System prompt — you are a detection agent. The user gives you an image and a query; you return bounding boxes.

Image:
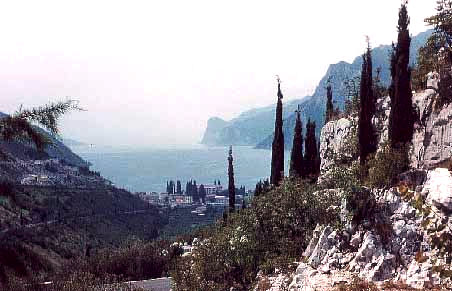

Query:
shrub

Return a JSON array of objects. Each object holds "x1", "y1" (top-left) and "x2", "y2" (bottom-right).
[
  {"x1": 64, "y1": 238, "x2": 181, "y2": 282},
  {"x1": 366, "y1": 143, "x2": 410, "y2": 188},
  {"x1": 0, "y1": 179, "x2": 15, "y2": 199},
  {"x1": 172, "y1": 179, "x2": 341, "y2": 290}
]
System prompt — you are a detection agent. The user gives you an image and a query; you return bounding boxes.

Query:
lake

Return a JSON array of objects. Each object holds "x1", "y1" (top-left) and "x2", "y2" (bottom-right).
[{"x1": 73, "y1": 145, "x2": 290, "y2": 193}]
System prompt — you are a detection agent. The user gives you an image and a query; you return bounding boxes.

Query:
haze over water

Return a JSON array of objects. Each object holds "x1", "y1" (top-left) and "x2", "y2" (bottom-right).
[{"x1": 74, "y1": 145, "x2": 290, "y2": 193}]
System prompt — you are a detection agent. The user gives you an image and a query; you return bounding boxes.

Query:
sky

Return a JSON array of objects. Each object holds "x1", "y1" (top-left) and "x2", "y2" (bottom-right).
[{"x1": 0, "y1": 0, "x2": 436, "y2": 147}]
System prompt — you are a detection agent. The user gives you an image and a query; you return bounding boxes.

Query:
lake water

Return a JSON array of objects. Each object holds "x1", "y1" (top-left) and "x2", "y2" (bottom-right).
[{"x1": 73, "y1": 145, "x2": 290, "y2": 193}]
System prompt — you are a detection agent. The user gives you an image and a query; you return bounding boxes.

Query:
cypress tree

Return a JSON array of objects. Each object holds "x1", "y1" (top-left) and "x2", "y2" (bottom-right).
[
  {"x1": 199, "y1": 184, "x2": 206, "y2": 203},
  {"x1": 358, "y1": 38, "x2": 377, "y2": 165},
  {"x1": 228, "y1": 146, "x2": 236, "y2": 213},
  {"x1": 304, "y1": 119, "x2": 317, "y2": 177},
  {"x1": 325, "y1": 79, "x2": 334, "y2": 124},
  {"x1": 389, "y1": 3, "x2": 414, "y2": 148},
  {"x1": 270, "y1": 77, "x2": 285, "y2": 186},
  {"x1": 193, "y1": 180, "x2": 199, "y2": 203},
  {"x1": 289, "y1": 107, "x2": 304, "y2": 178},
  {"x1": 176, "y1": 180, "x2": 182, "y2": 194}
]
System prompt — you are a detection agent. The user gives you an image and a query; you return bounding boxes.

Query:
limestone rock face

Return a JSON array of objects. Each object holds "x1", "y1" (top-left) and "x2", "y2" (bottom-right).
[
  {"x1": 284, "y1": 173, "x2": 452, "y2": 290},
  {"x1": 423, "y1": 168, "x2": 452, "y2": 213},
  {"x1": 412, "y1": 91, "x2": 452, "y2": 168},
  {"x1": 319, "y1": 118, "x2": 356, "y2": 173},
  {"x1": 320, "y1": 90, "x2": 452, "y2": 171}
]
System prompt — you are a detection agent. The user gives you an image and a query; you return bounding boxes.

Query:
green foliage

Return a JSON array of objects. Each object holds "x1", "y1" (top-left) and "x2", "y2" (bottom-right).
[
  {"x1": 412, "y1": 35, "x2": 441, "y2": 91},
  {"x1": 0, "y1": 179, "x2": 15, "y2": 199},
  {"x1": 65, "y1": 238, "x2": 181, "y2": 282},
  {"x1": 389, "y1": 4, "x2": 415, "y2": 148},
  {"x1": 0, "y1": 100, "x2": 81, "y2": 151},
  {"x1": 228, "y1": 146, "x2": 235, "y2": 212},
  {"x1": 366, "y1": 143, "x2": 410, "y2": 188},
  {"x1": 289, "y1": 110, "x2": 304, "y2": 178},
  {"x1": 254, "y1": 179, "x2": 270, "y2": 197},
  {"x1": 304, "y1": 119, "x2": 320, "y2": 179},
  {"x1": 271, "y1": 78, "x2": 285, "y2": 186},
  {"x1": 4, "y1": 271, "x2": 142, "y2": 291},
  {"x1": 343, "y1": 77, "x2": 361, "y2": 116},
  {"x1": 325, "y1": 80, "x2": 335, "y2": 124},
  {"x1": 358, "y1": 40, "x2": 377, "y2": 167},
  {"x1": 172, "y1": 179, "x2": 341, "y2": 290}
]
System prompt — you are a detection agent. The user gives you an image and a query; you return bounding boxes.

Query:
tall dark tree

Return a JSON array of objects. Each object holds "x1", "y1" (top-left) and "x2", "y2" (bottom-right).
[
  {"x1": 270, "y1": 77, "x2": 285, "y2": 186},
  {"x1": 185, "y1": 181, "x2": 190, "y2": 195},
  {"x1": 304, "y1": 119, "x2": 319, "y2": 177},
  {"x1": 289, "y1": 107, "x2": 304, "y2": 178},
  {"x1": 325, "y1": 79, "x2": 334, "y2": 124},
  {"x1": 192, "y1": 180, "x2": 199, "y2": 203},
  {"x1": 176, "y1": 180, "x2": 182, "y2": 194},
  {"x1": 228, "y1": 146, "x2": 236, "y2": 213},
  {"x1": 358, "y1": 38, "x2": 377, "y2": 165},
  {"x1": 389, "y1": 4, "x2": 414, "y2": 148},
  {"x1": 199, "y1": 184, "x2": 206, "y2": 203}
]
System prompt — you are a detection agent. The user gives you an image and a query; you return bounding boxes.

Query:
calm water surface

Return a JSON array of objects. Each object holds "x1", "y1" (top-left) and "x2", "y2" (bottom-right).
[{"x1": 73, "y1": 145, "x2": 290, "y2": 193}]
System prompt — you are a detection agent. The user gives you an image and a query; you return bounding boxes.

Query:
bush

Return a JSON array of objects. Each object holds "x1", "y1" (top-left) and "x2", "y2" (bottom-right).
[
  {"x1": 0, "y1": 180, "x2": 15, "y2": 199},
  {"x1": 63, "y1": 238, "x2": 181, "y2": 282},
  {"x1": 366, "y1": 143, "x2": 410, "y2": 188},
  {"x1": 4, "y1": 272, "x2": 142, "y2": 291},
  {"x1": 172, "y1": 179, "x2": 341, "y2": 290}
]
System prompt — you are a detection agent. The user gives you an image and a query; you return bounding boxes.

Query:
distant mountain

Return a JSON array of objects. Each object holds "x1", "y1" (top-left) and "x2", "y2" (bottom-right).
[
  {"x1": 201, "y1": 30, "x2": 432, "y2": 149},
  {"x1": 201, "y1": 117, "x2": 230, "y2": 145}
]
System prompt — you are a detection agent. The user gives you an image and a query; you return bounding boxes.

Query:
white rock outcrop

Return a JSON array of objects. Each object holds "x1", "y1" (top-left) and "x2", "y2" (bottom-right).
[
  {"x1": 423, "y1": 168, "x2": 452, "y2": 213},
  {"x1": 283, "y1": 168, "x2": 452, "y2": 290},
  {"x1": 321, "y1": 90, "x2": 452, "y2": 171}
]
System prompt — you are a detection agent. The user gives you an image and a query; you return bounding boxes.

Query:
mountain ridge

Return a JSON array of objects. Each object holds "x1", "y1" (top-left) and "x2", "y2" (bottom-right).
[{"x1": 201, "y1": 30, "x2": 433, "y2": 149}]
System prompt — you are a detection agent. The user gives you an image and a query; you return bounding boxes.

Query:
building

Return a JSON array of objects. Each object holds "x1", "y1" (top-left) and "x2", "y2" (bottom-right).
[{"x1": 198, "y1": 184, "x2": 222, "y2": 195}]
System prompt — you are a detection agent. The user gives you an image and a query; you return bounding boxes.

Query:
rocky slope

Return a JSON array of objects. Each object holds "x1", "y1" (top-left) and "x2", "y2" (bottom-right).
[
  {"x1": 261, "y1": 88, "x2": 452, "y2": 290},
  {"x1": 285, "y1": 168, "x2": 452, "y2": 290},
  {"x1": 202, "y1": 30, "x2": 432, "y2": 149}
]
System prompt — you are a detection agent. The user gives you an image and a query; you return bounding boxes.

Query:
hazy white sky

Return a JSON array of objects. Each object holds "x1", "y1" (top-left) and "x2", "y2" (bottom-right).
[{"x1": 0, "y1": 0, "x2": 436, "y2": 147}]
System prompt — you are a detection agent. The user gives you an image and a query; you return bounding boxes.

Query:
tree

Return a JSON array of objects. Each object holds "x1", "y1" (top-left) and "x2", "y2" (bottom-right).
[
  {"x1": 270, "y1": 76, "x2": 285, "y2": 186},
  {"x1": 176, "y1": 180, "x2": 182, "y2": 194},
  {"x1": 193, "y1": 180, "x2": 199, "y2": 203},
  {"x1": 358, "y1": 38, "x2": 377, "y2": 166},
  {"x1": 185, "y1": 181, "x2": 191, "y2": 195},
  {"x1": 228, "y1": 146, "x2": 236, "y2": 213},
  {"x1": 0, "y1": 100, "x2": 81, "y2": 152},
  {"x1": 254, "y1": 181, "x2": 263, "y2": 197},
  {"x1": 344, "y1": 76, "x2": 361, "y2": 116},
  {"x1": 412, "y1": 35, "x2": 441, "y2": 91},
  {"x1": 289, "y1": 107, "x2": 304, "y2": 178},
  {"x1": 167, "y1": 180, "x2": 175, "y2": 194},
  {"x1": 425, "y1": 0, "x2": 452, "y2": 105},
  {"x1": 199, "y1": 184, "x2": 206, "y2": 203},
  {"x1": 304, "y1": 119, "x2": 320, "y2": 178},
  {"x1": 389, "y1": 3, "x2": 415, "y2": 149},
  {"x1": 426, "y1": 0, "x2": 452, "y2": 48},
  {"x1": 325, "y1": 78, "x2": 335, "y2": 124}
]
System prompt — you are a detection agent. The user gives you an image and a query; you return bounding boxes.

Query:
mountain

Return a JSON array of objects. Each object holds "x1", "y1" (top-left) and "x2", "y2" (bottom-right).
[
  {"x1": 201, "y1": 117, "x2": 230, "y2": 145},
  {"x1": 201, "y1": 30, "x2": 433, "y2": 149}
]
